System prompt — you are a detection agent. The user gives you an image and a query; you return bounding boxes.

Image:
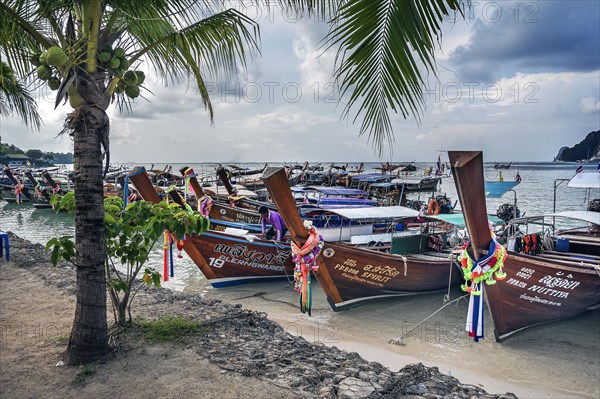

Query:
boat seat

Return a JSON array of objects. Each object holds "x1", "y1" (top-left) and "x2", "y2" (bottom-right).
[
  {"x1": 223, "y1": 227, "x2": 250, "y2": 237},
  {"x1": 536, "y1": 253, "x2": 600, "y2": 266},
  {"x1": 545, "y1": 250, "x2": 600, "y2": 260},
  {"x1": 350, "y1": 232, "x2": 393, "y2": 245},
  {"x1": 557, "y1": 235, "x2": 600, "y2": 245}
]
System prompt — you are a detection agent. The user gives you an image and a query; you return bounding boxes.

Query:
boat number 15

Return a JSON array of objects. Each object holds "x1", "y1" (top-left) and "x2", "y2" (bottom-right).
[{"x1": 209, "y1": 258, "x2": 225, "y2": 268}]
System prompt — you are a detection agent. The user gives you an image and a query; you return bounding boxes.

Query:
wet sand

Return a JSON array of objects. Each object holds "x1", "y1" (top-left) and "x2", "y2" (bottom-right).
[{"x1": 192, "y1": 278, "x2": 600, "y2": 398}]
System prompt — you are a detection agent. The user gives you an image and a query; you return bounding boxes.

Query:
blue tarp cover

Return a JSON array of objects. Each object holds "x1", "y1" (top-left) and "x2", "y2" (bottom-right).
[{"x1": 484, "y1": 181, "x2": 519, "y2": 198}]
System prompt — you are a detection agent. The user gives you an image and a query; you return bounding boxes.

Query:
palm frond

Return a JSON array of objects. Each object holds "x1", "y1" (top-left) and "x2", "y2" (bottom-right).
[
  {"x1": 0, "y1": 59, "x2": 42, "y2": 130},
  {"x1": 326, "y1": 0, "x2": 464, "y2": 155},
  {"x1": 107, "y1": 2, "x2": 259, "y2": 120}
]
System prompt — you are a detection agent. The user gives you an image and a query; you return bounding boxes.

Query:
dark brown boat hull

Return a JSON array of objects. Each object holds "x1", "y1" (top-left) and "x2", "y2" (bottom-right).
[
  {"x1": 450, "y1": 151, "x2": 600, "y2": 341},
  {"x1": 484, "y1": 252, "x2": 600, "y2": 340},
  {"x1": 209, "y1": 203, "x2": 261, "y2": 224},
  {"x1": 188, "y1": 230, "x2": 295, "y2": 287},
  {"x1": 317, "y1": 242, "x2": 461, "y2": 310},
  {"x1": 128, "y1": 166, "x2": 293, "y2": 287}
]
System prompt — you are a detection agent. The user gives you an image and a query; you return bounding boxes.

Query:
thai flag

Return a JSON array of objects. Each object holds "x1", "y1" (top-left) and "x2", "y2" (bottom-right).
[
  {"x1": 576, "y1": 164, "x2": 583, "y2": 173},
  {"x1": 303, "y1": 194, "x2": 309, "y2": 204}
]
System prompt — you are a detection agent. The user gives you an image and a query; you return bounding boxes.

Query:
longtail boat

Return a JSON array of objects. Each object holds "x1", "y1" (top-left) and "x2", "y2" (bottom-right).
[
  {"x1": 449, "y1": 151, "x2": 600, "y2": 341},
  {"x1": 128, "y1": 166, "x2": 295, "y2": 287},
  {"x1": 24, "y1": 171, "x2": 53, "y2": 209},
  {"x1": 41, "y1": 170, "x2": 65, "y2": 195},
  {"x1": 2, "y1": 167, "x2": 35, "y2": 204},
  {"x1": 263, "y1": 167, "x2": 461, "y2": 310},
  {"x1": 181, "y1": 167, "x2": 263, "y2": 224},
  {"x1": 211, "y1": 166, "x2": 276, "y2": 212}
]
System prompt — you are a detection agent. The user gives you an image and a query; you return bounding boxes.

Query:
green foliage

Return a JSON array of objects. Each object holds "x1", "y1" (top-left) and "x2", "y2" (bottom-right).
[
  {"x1": 24, "y1": 149, "x2": 44, "y2": 160},
  {"x1": 0, "y1": 60, "x2": 41, "y2": 129},
  {"x1": 137, "y1": 316, "x2": 207, "y2": 343},
  {"x1": 50, "y1": 191, "x2": 75, "y2": 214},
  {"x1": 55, "y1": 335, "x2": 69, "y2": 344},
  {"x1": 1, "y1": 142, "x2": 72, "y2": 164},
  {"x1": 326, "y1": 0, "x2": 464, "y2": 155},
  {"x1": 47, "y1": 194, "x2": 209, "y2": 326},
  {"x1": 45, "y1": 236, "x2": 75, "y2": 265},
  {"x1": 73, "y1": 364, "x2": 98, "y2": 385}
]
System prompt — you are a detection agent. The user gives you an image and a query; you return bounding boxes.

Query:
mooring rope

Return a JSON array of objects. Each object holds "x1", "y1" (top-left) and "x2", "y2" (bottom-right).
[{"x1": 388, "y1": 294, "x2": 469, "y2": 346}]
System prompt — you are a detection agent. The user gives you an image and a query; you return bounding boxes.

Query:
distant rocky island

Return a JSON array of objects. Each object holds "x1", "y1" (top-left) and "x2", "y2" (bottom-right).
[{"x1": 554, "y1": 130, "x2": 600, "y2": 162}]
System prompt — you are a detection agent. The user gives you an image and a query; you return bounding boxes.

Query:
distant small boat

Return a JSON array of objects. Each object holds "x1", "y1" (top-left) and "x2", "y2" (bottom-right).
[{"x1": 494, "y1": 162, "x2": 512, "y2": 169}]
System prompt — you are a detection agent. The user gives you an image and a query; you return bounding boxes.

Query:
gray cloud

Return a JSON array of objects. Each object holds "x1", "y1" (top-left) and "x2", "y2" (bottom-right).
[{"x1": 448, "y1": 1, "x2": 600, "y2": 82}]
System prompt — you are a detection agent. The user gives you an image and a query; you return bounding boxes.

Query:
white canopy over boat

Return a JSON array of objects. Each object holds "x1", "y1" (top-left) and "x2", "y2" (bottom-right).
[
  {"x1": 567, "y1": 172, "x2": 600, "y2": 189},
  {"x1": 510, "y1": 211, "x2": 600, "y2": 226},
  {"x1": 319, "y1": 205, "x2": 419, "y2": 220}
]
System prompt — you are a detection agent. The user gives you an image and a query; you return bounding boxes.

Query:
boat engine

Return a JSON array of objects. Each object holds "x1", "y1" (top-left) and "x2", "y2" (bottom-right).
[
  {"x1": 588, "y1": 199, "x2": 600, "y2": 213},
  {"x1": 496, "y1": 203, "x2": 521, "y2": 222}
]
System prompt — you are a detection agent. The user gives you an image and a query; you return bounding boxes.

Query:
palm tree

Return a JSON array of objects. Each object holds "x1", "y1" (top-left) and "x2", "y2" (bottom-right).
[
  {"x1": 1, "y1": 0, "x2": 463, "y2": 365},
  {"x1": 0, "y1": 59, "x2": 41, "y2": 129},
  {"x1": 0, "y1": 0, "x2": 259, "y2": 365}
]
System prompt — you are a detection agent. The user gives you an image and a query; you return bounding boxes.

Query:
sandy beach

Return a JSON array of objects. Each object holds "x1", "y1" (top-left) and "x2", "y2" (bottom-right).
[{"x1": 0, "y1": 233, "x2": 523, "y2": 399}]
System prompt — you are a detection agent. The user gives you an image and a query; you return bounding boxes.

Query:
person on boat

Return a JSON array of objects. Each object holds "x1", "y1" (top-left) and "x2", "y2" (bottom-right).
[
  {"x1": 259, "y1": 205, "x2": 287, "y2": 242},
  {"x1": 198, "y1": 194, "x2": 213, "y2": 218}
]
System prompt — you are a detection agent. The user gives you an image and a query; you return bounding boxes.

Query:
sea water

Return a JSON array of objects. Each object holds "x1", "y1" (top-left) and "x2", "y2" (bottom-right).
[{"x1": 1, "y1": 162, "x2": 599, "y2": 398}]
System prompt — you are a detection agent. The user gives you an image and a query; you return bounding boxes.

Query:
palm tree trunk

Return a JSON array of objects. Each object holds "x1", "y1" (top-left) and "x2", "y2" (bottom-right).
[{"x1": 65, "y1": 105, "x2": 109, "y2": 365}]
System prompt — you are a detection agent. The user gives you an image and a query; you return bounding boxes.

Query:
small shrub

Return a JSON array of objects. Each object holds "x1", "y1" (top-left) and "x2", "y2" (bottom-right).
[
  {"x1": 137, "y1": 316, "x2": 207, "y2": 343},
  {"x1": 73, "y1": 363, "x2": 98, "y2": 385},
  {"x1": 55, "y1": 335, "x2": 69, "y2": 345}
]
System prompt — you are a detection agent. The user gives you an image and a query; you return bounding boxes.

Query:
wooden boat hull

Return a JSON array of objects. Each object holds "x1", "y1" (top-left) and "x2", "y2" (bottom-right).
[
  {"x1": 186, "y1": 230, "x2": 294, "y2": 287},
  {"x1": 484, "y1": 252, "x2": 600, "y2": 341},
  {"x1": 209, "y1": 203, "x2": 262, "y2": 224},
  {"x1": 127, "y1": 166, "x2": 293, "y2": 288},
  {"x1": 316, "y1": 242, "x2": 461, "y2": 310},
  {"x1": 450, "y1": 151, "x2": 600, "y2": 342}
]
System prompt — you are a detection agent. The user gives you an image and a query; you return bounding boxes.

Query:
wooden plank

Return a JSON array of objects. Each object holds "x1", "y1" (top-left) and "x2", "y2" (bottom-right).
[
  {"x1": 559, "y1": 234, "x2": 600, "y2": 243},
  {"x1": 179, "y1": 166, "x2": 207, "y2": 198},
  {"x1": 448, "y1": 151, "x2": 490, "y2": 258},
  {"x1": 216, "y1": 166, "x2": 236, "y2": 195},
  {"x1": 545, "y1": 250, "x2": 600, "y2": 260},
  {"x1": 537, "y1": 253, "x2": 600, "y2": 265},
  {"x1": 262, "y1": 167, "x2": 343, "y2": 304}
]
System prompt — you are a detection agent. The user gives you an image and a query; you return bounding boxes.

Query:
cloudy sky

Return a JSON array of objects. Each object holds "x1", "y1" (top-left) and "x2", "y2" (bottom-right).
[{"x1": 1, "y1": 0, "x2": 599, "y2": 163}]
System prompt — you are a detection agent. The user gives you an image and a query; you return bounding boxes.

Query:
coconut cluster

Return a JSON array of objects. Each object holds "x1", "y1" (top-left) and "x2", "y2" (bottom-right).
[
  {"x1": 31, "y1": 46, "x2": 67, "y2": 91},
  {"x1": 99, "y1": 45, "x2": 144, "y2": 99},
  {"x1": 30, "y1": 44, "x2": 145, "y2": 100}
]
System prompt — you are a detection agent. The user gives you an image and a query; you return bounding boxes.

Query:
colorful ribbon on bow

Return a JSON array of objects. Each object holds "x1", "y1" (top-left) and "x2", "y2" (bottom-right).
[
  {"x1": 14, "y1": 183, "x2": 24, "y2": 204},
  {"x1": 198, "y1": 194, "x2": 213, "y2": 217},
  {"x1": 163, "y1": 230, "x2": 173, "y2": 282},
  {"x1": 459, "y1": 238, "x2": 507, "y2": 341},
  {"x1": 291, "y1": 222, "x2": 324, "y2": 315}
]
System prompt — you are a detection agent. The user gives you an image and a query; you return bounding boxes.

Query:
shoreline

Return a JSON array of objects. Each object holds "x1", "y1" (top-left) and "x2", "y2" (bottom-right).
[
  {"x1": 224, "y1": 291, "x2": 595, "y2": 399},
  {"x1": 0, "y1": 232, "x2": 521, "y2": 398}
]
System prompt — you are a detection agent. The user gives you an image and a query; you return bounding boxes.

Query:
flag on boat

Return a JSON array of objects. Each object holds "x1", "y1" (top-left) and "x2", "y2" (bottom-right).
[{"x1": 576, "y1": 164, "x2": 583, "y2": 173}]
